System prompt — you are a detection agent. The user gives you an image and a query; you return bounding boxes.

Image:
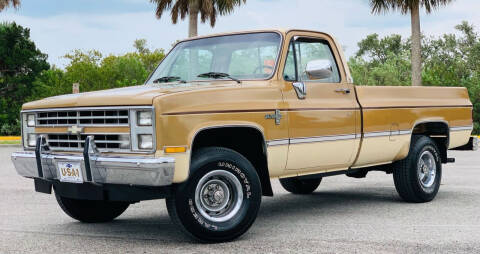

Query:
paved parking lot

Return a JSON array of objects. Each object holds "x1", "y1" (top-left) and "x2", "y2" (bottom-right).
[{"x1": 1, "y1": 145, "x2": 479, "y2": 253}]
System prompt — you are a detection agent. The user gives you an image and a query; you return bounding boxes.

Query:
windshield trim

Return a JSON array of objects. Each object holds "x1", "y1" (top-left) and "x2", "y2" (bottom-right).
[{"x1": 144, "y1": 31, "x2": 285, "y2": 85}]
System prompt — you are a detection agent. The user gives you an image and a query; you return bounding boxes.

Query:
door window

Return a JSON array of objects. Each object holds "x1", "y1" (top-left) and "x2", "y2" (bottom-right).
[{"x1": 283, "y1": 38, "x2": 341, "y2": 83}]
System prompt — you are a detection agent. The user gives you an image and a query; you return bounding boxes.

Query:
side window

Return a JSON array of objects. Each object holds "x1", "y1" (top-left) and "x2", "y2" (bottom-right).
[
  {"x1": 283, "y1": 38, "x2": 341, "y2": 83},
  {"x1": 283, "y1": 43, "x2": 296, "y2": 81}
]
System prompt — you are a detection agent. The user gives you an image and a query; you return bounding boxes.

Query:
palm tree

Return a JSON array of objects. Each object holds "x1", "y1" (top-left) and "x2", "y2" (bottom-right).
[
  {"x1": 150, "y1": 0, "x2": 246, "y2": 38},
  {"x1": 370, "y1": 0, "x2": 454, "y2": 86},
  {"x1": 0, "y1": 0, "x2": 20, "y2": 11}
]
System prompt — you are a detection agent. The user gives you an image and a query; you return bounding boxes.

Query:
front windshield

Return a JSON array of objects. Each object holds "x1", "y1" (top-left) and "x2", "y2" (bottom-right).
[{"x1": 146, "y1": 32, "x2": 282, "y2": 84}]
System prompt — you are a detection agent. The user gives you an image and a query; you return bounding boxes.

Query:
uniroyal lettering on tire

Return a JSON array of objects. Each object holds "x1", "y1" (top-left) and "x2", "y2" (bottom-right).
[{"x1": 166, "y1": 147, "x2": 262, "y2": 242}]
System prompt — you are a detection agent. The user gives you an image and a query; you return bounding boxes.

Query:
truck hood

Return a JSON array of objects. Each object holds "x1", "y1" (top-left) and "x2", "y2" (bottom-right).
[{"x1": 22, "y1": 83, "x2": 229, "y2": 110}]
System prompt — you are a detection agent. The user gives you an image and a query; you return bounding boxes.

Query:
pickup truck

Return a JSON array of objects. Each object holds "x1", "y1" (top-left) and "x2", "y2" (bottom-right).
[{"x1": 11, "y1": 29, "x2": 477, "y2": 242}]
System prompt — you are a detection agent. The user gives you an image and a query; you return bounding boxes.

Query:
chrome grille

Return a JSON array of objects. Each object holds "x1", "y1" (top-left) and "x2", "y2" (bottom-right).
[
  {"x1": 36, "y1": 109, "x2": 129, "y2": 127},
  {"x1": 46, "y1": 134, "x2": 130, "y2": 151}
]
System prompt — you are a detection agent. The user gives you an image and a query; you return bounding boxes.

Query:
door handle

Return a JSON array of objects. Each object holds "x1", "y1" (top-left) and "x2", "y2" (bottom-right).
[
  {"x1": 335, "y1": 88, "x2": 350, "y2": 94},
  {"x1": 292, "y1": 82, "x2": 307, "y2": 99}
]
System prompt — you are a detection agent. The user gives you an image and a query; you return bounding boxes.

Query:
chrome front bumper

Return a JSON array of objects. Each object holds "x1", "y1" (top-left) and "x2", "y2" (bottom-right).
[{"x1": 11, "y1": 136, "x2": 175, "y2": 187}]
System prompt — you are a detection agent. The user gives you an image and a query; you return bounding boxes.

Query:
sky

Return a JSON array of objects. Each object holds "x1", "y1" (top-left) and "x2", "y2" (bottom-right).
[{"x1": 1, "y1": 0, "x2": 479, "y2": 67}]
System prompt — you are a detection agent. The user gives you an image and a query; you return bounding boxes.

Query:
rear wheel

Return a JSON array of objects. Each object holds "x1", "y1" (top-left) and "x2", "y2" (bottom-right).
[
  {"x1": 279, "y1": 177, "x2": 322, "y2": 194},
  {"x1": 393, "y1": 135, "x2": 442, "y2": 203},
  {"x1": 55, "y1": 192, "x2": 129, "y2": 223},
  {"x1": 166, "y1": 147, "x2": 262, "y2": 242}
]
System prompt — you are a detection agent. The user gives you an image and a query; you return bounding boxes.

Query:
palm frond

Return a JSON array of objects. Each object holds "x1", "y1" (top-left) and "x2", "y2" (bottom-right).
[
  {"x1": 370, "y1": 0, "x2": 454, "y2": 15},
  {"x1": 150, "y1": 0, "x2": 174, "y2": 19},
  {"x1": 151, "y1": 0, "x2": 246, "y2": 27},
  {"x1": 0, "y1": 0, "x2": 21, "y2": 11},
  {"x1": 421, "y1": 0, "x2": 454, "y2": 13}
]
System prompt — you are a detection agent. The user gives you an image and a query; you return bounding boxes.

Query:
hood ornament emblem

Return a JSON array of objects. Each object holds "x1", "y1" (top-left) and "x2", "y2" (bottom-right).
[{"x1": 68, "y1": 125, "x2": 84, "y2": 135}]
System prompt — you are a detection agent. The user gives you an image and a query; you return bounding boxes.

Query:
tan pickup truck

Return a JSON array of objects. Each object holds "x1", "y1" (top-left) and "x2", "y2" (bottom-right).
[{"x1": 11, "y1": 29, "x2": 477, "y2": 242}]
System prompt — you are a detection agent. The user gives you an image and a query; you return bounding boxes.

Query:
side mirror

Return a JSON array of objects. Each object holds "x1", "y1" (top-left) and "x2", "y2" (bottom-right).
[{"x1": 305, "y1": 59, "x2": 333, "y2": 80}]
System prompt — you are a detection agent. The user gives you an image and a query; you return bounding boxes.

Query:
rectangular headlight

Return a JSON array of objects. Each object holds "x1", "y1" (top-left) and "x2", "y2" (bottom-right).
[
  {"x1": 27, "y1": 134, "x2": 37, "y2": 147},
  {"x1": 138, "y1": 134, "x2": 153, "y2": 149},
  {"x1": 137, "y1": 111, "x2": 152, "y2": 126},
  {"x1": 27, "y1": 114, "x2": 36, "y2": 127}
]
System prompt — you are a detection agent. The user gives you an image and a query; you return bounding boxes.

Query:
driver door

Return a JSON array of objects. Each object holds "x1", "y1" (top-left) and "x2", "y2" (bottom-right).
[{"x1": 282, "y1": 33, "x2": 360, "y2": 173}]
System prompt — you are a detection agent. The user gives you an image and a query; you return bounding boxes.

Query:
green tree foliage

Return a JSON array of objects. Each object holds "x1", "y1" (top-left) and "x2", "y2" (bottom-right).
[
  {"x1": 32, "y1": 40, "x2": 165, "y2": 95},
  {"x1": 0, "y1": 22, "x2": 49, "y2": 135},
  {"x1": 349, "y1": 21, "x2": 480, "y2": 134},
  {"x1": 349, "y1": 33, "x2": 411, "y2": 86},
  {"x1": 422, "y1": 21, "x2": 480, "y2": 134},
  {"x1": 0, "y1": 36, "x2": 165, "y2": 135},
  {"x1": 369, "y1": 0, "x2": 455, "y2": 87}
]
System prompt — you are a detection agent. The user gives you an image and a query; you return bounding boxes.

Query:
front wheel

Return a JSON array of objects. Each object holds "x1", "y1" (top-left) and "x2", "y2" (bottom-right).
[
  {"x1": 166, "y1": 147, "x2": 262, "y2": 242},
  {"x1": 55, "y1": 192, "x2": 129, "y2": 223},
  {"x1": 393, "y1": 135, "x2": 442, "y2": 203}
]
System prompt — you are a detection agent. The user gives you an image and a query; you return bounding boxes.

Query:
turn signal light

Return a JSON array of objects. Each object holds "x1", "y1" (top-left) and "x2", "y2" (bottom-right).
[{"x1": 164, "y1": 146, "x2": 187, "y2": 153}]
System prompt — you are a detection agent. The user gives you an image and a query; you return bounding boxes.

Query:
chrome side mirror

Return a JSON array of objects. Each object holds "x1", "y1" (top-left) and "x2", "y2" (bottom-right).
[
  {"x1": 305, "y1": 59, "x2": 333, "y2": 80},
  {"x1": 292, "y1": 82, "x2": 306, "y2": 99}
]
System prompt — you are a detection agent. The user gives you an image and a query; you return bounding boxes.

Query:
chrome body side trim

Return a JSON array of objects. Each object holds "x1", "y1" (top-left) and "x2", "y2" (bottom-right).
[
  {"x1": 266, "y1": 124, "x2": 472, "y2": 149},
  {"x1": 266, "y1": 139, "x2": 289, "y2": 146},
  {"x1": 290, "y1": 134, "x2": 356, "y2": 144},
  {"x1": 450, "y1": 126, "x2": 474, "y2": 132},
  {"x1": 363, "y1": 131, "x2": 391, "y2": 138},
  {"x1": 266, "y1": 134, "x2": 357, "y2": 147},
  {"x1": 266, "y1": 125, "x2": 469, "y2": 147},
  {"x1": 363, "y1": 130, "x2": 412, "y2": 138}
]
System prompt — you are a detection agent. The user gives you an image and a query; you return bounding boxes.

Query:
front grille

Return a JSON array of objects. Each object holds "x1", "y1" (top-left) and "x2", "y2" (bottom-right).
[
  {"x1": 36, "y1": 109, "x2": 129, "y2": 127},
  {"x1": 46, "y1": 134, "x2": 130, "y2": 151}
]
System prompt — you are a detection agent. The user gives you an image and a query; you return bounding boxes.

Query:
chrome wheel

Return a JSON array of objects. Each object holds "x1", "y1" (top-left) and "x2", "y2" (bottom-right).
[
  {"x1": 417, "y1": 150, "x2": 437, "y2": 189},
  {"x1": 194, "y1": 170, "x2": 243, "y2": 222}
]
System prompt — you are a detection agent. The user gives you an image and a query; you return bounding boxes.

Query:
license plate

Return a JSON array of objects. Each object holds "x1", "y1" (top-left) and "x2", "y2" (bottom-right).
[{"x1": 58, "y1": 162, "x2": 83, "y2": 183}]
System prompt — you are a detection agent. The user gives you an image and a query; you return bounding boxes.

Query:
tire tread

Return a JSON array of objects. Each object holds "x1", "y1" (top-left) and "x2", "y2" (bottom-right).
[{"x1": 393, "y1": 135, "x2": 441, "y2": 203}]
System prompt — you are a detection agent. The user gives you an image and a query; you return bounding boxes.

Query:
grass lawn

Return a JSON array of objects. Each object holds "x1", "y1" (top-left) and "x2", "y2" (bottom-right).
[{"x1": 0, "y1": 140, "x2": 21, "y2": 145}]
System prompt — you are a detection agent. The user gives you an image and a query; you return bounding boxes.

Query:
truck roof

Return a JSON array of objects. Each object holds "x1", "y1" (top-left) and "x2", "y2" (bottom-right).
[{"x1": 178, "y1": 29, "x2": 334, "y2": 42}]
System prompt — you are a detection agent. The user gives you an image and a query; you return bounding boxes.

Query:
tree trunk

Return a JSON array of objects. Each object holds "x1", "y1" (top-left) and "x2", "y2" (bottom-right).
[
  {"x1": 410, "y1": 3, "x2": 422, "y2": 86},
  {"x1": 188, "y1": 1, "x2": 199, "y2": 38}
]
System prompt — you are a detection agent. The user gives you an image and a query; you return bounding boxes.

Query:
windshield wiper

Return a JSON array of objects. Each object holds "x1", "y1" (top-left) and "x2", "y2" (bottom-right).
[
  {"x1": 153, "y1": 76, "x2": 186, "y2": 83},
  {"x1": 197, "y1": 72, "x2": 241, "y2": 84}
]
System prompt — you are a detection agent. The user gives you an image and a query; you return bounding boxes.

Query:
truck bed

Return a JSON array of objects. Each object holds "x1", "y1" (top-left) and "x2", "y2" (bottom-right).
[{"x1": 353, "y1": 86, "x2": 473, "y2": 168}]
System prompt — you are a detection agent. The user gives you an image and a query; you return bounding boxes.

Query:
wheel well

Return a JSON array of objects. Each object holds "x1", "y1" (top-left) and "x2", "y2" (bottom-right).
[
  {"x1": 412, "y1": 122, "x2": 449, "y2": 163},
  {"x1": 191, "y1": 127, "x2": 273, "y2": 196}
]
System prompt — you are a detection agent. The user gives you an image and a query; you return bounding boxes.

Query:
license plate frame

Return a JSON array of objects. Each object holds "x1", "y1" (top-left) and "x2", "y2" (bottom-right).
[{"x1": 57, "y1": 162, "x2": 84, "y2": 183}]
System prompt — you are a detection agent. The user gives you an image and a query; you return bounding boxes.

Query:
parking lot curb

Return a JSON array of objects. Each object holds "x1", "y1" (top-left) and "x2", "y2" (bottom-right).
[{"x1": 0, "y1": 144, "x2": 21, "y2": 147}]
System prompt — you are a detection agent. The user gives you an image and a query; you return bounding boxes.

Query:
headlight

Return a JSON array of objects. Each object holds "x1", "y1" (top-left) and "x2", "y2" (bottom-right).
[
  {"x1": 27, "y1": 134, "x2": 37, "y2": 147},
  {"x1": 130, "y1": 107, "x2": 155, "y2": 152},
  {"x1": 137, "y1": 111, "x2": 152, "y2": 126},
  {"x1": 138, "y1": 134, "x2": 153, "y2": 149},
  {"x1": 27, "y1": 114, "x2": 36, "y2": 127}
]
